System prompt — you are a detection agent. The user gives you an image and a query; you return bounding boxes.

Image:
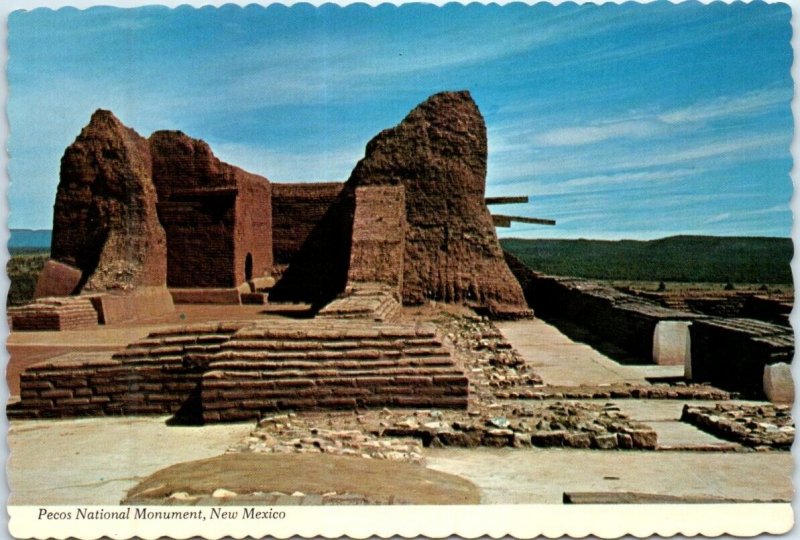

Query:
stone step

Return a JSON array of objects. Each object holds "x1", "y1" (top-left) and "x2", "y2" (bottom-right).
[
  {"x1": 205, "y1": 364, "x2": 464, "y2": 379},
  {"x1": 208, "y1": 355, "x2": 456, "y2": 369}
]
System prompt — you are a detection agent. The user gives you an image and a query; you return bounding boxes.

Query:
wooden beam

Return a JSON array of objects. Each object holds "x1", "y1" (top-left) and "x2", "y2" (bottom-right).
[
  {"x1": 485, "y1": 196, "x2": 529, "y2": 205},
  {"x1": 492, "y1": 214, "x2": 556, "y2": 227}
]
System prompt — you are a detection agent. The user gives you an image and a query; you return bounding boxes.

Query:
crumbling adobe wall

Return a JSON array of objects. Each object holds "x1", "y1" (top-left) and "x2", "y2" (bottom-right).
[
  {"x1": 51, "y1": 109, "x2": 167, "y2": 292},
  {"x1": 346, "y1": 91, "x2": 528, "y2": 316},
  {"x1": 156, "y1": 197, "x2": 237, "y2": 288},
  {"x1": 268, "y1": 186, "x2": 355, "y2": 307},
  {"x1": 347, "y1": 186, "x2": 406, "y2": 294},
  {"x1": 149, "y1": 131, "x2": 271, "y2": 288},
  {"x1": 234, "y1": 177, "x2": 272, "y2": 284},
  {"x1": 270, "y1": 182, "x2": 345, "y2": 267},
  {"x1": 510, "y1": 268, "x2": 701, "y2": 361},
  {"x1": 690, "y1": 318, "x2": 793, "y2": 398}
]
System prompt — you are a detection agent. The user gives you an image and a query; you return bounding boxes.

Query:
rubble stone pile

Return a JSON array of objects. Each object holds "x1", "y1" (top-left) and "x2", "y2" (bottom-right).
[{"x1": 681, "y1": 403, "x2": 793, "y2": 449}]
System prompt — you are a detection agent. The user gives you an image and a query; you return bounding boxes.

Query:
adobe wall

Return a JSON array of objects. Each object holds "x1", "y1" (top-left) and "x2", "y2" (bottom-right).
[
  {"x1": 636, "y1": 290, "x2": 792, "y2": 327},
  {"x1": 234, "y1": 177, "x2": 272, "y2": 285},
  {"x1": 270, "y1": 182, "x2": 345, "y2": 267},
  {"x1": 157, "y1": 198, "x2": 237, "y2": 287},
  {"x1": 149, "y1": 131, "x2": 272, "y2": 289},
  {"x1": 268, "y1": 185, "x2": 355, "y2": 307},
  {"x1": 347, "y1": 186, "x2": 406, "y2": 294},
  {"x1": 690, "y1": 318, "x2": 793, "y2": 398},
  {"x1": 505, "y1": 255, "x2": 700, "y2": 361},
  {"x1": 9, "y1": 320, "x2": 468, "y2": 423}
]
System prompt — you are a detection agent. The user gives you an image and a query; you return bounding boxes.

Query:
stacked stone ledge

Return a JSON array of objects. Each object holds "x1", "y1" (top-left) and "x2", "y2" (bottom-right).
[
  {"x1": 9, "y1": 320, "x2": 468, "y2": 422},
  {"x1": 201, "y1": 320, "x2": 467, "y2": 422},
  {"x1": 317, "y1": 284, "x2": 402, "y2": 322},
  {"x1": 689, "y1": 317, "x2": 794, "y2": 398},
  {"x1": 8, "y1": 297, "x2": 99, "y2": 331}
]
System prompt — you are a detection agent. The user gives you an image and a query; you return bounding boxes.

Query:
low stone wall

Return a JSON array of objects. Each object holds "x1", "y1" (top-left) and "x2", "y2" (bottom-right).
[
  {"x1": 169, "y1": 288, "x2": 243, "y2": 305},
  {"x1": 504, "y1": 257, "x2": 700, "y2": 361},
  {"x1": 88, "y1": 287, "x2": 175, "y2": 324},
  {"x1": 635, "y1": 290, "x2": 792, "y2": 327},
  {"x1": 201, "y1": 321, "x2": 466, "y2": 422},
  {"x1": 8, "y1": 323, "x2": 241, "y2": 419},
  {"x1": 689, "y1": 317, "x2": 793, "y2": 397}
]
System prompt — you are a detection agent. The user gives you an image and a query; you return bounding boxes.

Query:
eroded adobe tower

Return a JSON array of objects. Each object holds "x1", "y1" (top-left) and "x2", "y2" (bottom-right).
[{"x1": 348, "y1": 91, "x2": 528, "y2": 314}]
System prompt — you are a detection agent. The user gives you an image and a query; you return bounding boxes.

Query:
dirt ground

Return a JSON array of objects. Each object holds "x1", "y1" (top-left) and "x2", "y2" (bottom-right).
[{"x1": 124, "y1": 453, "x2": 479, "y2": 505}]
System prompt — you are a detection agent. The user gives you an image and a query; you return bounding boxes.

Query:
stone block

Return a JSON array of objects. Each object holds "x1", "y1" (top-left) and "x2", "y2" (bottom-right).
[
  {"x1": 652, "y1": 321, "x2": 691, "y2": 367},
  {"x1": 763, "y1": 363, "x2": 794, "y2": 404},
  {"x1": 34, "y1": 260, "x2": 83, "y2": 299},
  {"x1": 88, "y1": 287, "x2": 175, "y2": 324}
]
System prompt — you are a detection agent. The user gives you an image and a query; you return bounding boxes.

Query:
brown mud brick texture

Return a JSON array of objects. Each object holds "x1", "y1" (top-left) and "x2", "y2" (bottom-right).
[
  {"x1": 689, "y1": 318, "x2": 794, "y2": 398},
  {"x1": 634, "y1": 289, "x2": 793, "y2": 327},
  {"x1": 8, "y1": 297, "x2": 99, "y2": 331},
  {"x1": 86, "y1": 287, "x2": 175, "y2": 324},
  {"x1": 347, "y1": 91, "x2": 528, "y2": 315},
  {"x1": 270, "y1": 182, "x2": 346, "y2": 268},
  {"x1": 149, "y1": 131, "x2": 272, "y2": 289},
  {"x1": 268, "y1": 185, "x2": 356, "y2": 308},
  {"x1": 51, "y1": 109, "x2": 168, "y2": 293},
  {"x1": 316, "y1": 284, "x2": 402, "y2": 322},
  {"x1": 347, "y1": 186, "x2": 406, "y2": 294},
  {"x1": 33, "y1": 260, "x2": 83, "y2": 299},
  {"x1": 9, "y1": 320, "x2": 468, "y2": 423},
  {"x1": 270, "y1": 92, "x2": 528, "y2": 317}
]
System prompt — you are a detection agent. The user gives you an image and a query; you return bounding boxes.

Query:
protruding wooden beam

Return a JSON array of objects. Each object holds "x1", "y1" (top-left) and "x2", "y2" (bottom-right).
[
  {"x1": 492, "y1": 214, "x2": 556, "y2": 227},
  {"x1": 485, "y1": 196, "x2": 529, "y2": 205}
]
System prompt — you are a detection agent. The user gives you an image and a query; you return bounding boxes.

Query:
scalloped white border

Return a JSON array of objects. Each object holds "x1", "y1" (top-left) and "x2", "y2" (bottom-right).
[
  {"x1": 2, "y1": 1, "x2": 797, "y2": 539},
  {"x1": 7, "y1": 503, "x2": 796, "y2": 538}
]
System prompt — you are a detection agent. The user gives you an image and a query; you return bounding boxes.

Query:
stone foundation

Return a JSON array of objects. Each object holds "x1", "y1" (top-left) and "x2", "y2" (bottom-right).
[{"x1": 9, "y1": 319, "x2": 467, "y2": 423}]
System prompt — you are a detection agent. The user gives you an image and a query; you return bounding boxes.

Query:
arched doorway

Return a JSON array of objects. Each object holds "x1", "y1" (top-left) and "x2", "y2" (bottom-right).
[{"x1": 245, "y1": 253, "x2": 253, "y2": 282}]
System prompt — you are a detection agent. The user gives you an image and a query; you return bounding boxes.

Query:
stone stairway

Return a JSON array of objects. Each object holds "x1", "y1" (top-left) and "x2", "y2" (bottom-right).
[
  {"x1": 9, "y1": 319, "x2": 468, "y2": 423},
  {"x1": 201, "y1": 321, "x2": 466, "y2": 422},
  {"x1": 316, "y1": 283, "x2": 402, "y2": 322}
]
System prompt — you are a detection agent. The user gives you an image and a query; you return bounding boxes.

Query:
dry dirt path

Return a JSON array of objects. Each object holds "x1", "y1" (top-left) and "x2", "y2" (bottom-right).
[
  {"x1": 495, "y1": 318, "x2": 683, "y2": 386},
  {"x1": 8, "y1": 416, "x2": 253, "y2": 505},
  {"x1": 425, "y1": 447, "x2": 793, "y2": 504}
]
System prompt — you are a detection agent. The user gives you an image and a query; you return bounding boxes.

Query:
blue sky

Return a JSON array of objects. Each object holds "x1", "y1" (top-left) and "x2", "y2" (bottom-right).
[{"x1": 7, "y1": 2, "x2": 793, "y2": 239}]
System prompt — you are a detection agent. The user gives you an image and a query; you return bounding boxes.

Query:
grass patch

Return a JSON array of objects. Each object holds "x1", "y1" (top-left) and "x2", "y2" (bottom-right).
[{"x1": 7, "y1": 250, "x2": 49, "y2": 306}]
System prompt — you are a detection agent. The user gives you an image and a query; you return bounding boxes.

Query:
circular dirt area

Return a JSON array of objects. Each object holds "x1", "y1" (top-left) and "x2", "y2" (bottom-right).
[{"x1": 124, "y1": 453, "x2": 480, "y2": 505}]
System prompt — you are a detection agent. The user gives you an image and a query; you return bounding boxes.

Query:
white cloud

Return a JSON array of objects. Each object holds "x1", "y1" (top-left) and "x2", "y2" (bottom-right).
[
  {"x1": 704, "y1": 212, "x2": 731, "y2": 224},
  {"x1": 534, "y1": 120, "x2": 664, "y2": 147},
  {"x1": 658, "y1": 88, "x2": 790, "y2": 125}
]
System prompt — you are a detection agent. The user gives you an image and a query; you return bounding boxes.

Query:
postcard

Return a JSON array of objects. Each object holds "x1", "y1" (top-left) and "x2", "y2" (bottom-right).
[{"x1": 2, "y1": 1, "x2": 795, "y2": 538}]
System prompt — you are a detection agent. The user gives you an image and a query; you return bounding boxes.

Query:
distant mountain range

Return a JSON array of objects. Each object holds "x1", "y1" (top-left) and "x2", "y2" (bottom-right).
[
  {"x1": 501, "y1": 235, "x2": 793, "y2": 284},
  {"x1": 9, "y1": 229, "x2": 51, "y2": 251}
]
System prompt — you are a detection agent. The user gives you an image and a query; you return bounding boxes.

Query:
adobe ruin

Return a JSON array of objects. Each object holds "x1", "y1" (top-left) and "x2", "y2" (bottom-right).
[
  {"x1": 8, "y1": 90, "x2": 531, "y2": 421},
  {"x1": 17, "y1": 90, "x2": 530, "y2": 329}
]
